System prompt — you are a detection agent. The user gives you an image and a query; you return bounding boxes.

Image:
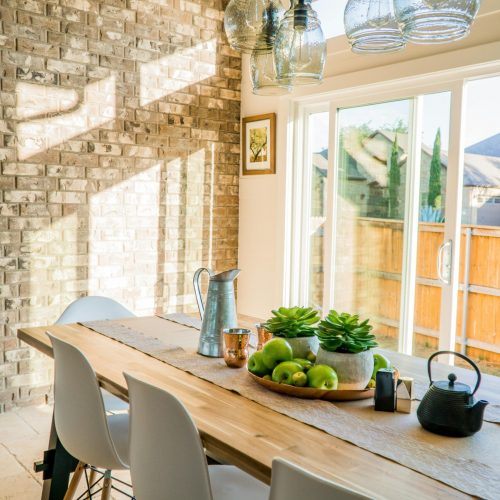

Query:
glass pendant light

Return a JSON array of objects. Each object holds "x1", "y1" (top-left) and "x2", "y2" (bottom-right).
[
  {"x1": 394, "y1": 0, "x2": 481, "y2": 44},
  {"x1": 274, "y1": 0, "x2": 326, "y2": 86},
  {"x1": 344, "y1": 0, "x2": 406, "y2": 54},
  {"x1": 224, "y1": 0, "x2": 284, "y2": 54},
  {"x1": 251, "y1": 50, "x2": 291, "y2": 95}
]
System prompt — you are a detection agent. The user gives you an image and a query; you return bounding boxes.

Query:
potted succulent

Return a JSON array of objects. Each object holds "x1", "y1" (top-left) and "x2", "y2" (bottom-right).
[
  {"x1": 263, "y1": 306, "x2": 320, "y2": 359},
  {"x1": 316, "y1": 310, "x2": 378, "y2": 390}
]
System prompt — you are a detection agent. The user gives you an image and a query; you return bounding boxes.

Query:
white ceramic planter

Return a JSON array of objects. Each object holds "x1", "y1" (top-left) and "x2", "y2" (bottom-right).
[
  {"x1": 280, "y1": 336, "x2": 319, "y2": 359},
  {"x1": 316, "y1": 348, "x2": 374, "y2": 390}
]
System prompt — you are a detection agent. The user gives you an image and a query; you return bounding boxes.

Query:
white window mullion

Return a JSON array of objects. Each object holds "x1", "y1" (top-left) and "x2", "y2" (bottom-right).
[
  {"x1": 299, "y1": 109, "x2": 313, "y2": 305},
  {"x1": 288, "y1": 102, "x2": 305, "y2": 307},
  {"x1": 439, "y1": 81, "x2": 467, "y2": 360},
  {"x1": 322, "y1": 101, "x2": 339, "y2": 313},
  {"x1": 399, "y1": 97, "x2": 423, "y2": 355}
]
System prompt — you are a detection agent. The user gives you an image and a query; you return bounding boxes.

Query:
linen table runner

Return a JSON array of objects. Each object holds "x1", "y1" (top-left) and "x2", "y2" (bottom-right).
[{"x1": 81, "y1": 315, "x2": 500, "y2": 499}]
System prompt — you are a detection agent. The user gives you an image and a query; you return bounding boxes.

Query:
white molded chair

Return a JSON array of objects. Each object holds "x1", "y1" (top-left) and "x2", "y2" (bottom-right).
[
  {"x1": 124, "y1": 373, "x2": 269, "y2": 500},
  {"x1": 57, "y1": 296, "x2": 135, "y2": 325},
  {"x1": 56, "y1": 296, "x2": 135, "y2": 412},
  {"x1": 49, "y1": 333, "x2": 130, "y2": 499},
  {"x1": 269, "y1": 458, "x2": 371, "y2": 500}
]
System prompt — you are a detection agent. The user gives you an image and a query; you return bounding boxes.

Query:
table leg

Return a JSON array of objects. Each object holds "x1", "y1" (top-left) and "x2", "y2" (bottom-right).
[{"x1": 36, "y1": 413, "x2": 78, "y2": 500}]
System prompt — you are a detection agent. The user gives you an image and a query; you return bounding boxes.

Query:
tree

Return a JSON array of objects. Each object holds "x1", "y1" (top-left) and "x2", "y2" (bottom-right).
[
  {"x1": 428, "y1": 128, "x2": 442, "y2": 208},
  {"x1": 249, "y1": 127, "x2": 268, "y2": 163},
  {"x1": 388, "y1": 135, "x2": 401, "y2": 219}
]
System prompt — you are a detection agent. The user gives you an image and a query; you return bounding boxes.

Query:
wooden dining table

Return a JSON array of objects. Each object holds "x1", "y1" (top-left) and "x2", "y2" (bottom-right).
[{"x1": 18, "y1": 315, "x2": 500, "y2": 500}]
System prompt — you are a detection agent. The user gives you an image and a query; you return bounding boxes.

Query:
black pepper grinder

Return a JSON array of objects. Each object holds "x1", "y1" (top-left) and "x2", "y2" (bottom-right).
[{"x1": 374, "y1": 368, "x2": 397, "y2": 412}]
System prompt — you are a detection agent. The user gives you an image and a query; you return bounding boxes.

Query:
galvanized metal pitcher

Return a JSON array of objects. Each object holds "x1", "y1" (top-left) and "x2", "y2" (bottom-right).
[{"x1": 193, "y1": 268, "x2": 240, "y2": 357}]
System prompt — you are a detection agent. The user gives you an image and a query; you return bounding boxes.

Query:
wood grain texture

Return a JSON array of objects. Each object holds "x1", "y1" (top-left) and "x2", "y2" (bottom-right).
[{"x1": 18, "y1": 319, "x2": 481, "y2": 500}]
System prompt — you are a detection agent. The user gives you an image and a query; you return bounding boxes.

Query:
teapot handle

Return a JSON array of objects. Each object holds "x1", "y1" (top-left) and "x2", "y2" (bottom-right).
[
  {"x1": 428, "y1": 350, "x2": 481, "y2": 395},
  {"x1": 193, "y1": 268, "x2": 213, "y2": 320}
]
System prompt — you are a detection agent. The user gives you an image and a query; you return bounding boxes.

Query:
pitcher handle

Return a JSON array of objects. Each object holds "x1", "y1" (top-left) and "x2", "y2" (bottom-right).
[
  {"x1": 193, "y1": 268, "x2": 212, "y2": 320},
  {"x1": 428, "y1": 350, "x2": 482, "y2": 395}
]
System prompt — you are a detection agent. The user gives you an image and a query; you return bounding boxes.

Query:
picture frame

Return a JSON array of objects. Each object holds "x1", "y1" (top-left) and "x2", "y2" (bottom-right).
[{"x1": 242, "y1": 113, "x2": 276, "y2": 175}]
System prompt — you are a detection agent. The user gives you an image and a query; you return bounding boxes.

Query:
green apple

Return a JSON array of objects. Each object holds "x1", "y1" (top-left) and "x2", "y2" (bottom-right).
[
  {"x1": 292, "y1": 371, "x2": 308, "y2": 387},
  {"x1": 272, "y1": 361, "x2": 303, "y2": 385},
  {"x1": 307, "y1": 364, "x2": 338, "y2": 390},
  {"x1": 247, "y1": 351, "x2": 270, "y2": 377},
  {"x1": 293, "y1": 358, "x2": 313, "y2": 372},
  {"x1": 262, "y1": 338, "x2": 293, "y2": 370},
  {"x1": 305, "y1": 351, "x2": 317, "y2": 363},
  {"x1": 367, "y1": 378, "x2": 376, "y2": 389},
  {"x1": 372, "y1": 353, "x2": 391, "y2": 379},
  {"x1": 263, "y1": 374, "x2": 272, "y2": 381}
]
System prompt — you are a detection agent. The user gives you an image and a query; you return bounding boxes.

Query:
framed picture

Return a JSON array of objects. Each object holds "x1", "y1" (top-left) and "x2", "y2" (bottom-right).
[{"x1": 242, "y1": 113, "x2": 276, "y2": 175}]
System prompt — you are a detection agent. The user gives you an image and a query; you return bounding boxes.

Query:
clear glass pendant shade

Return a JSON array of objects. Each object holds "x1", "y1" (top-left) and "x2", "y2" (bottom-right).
[
  {"x1": 344, "y1": 0, "x2": 406, "y2": 54},
  {"x1": 394, "y1": 0, "x2": 481, "y2": 44},
  {"x1": 250, "y1": 50, "x2": 291, "y2": 96},
  {"x1": 274, "y1": 0, "x2": 326, "y2": 86},
  {"x1": 224, "y1": 0, "x2": 285, "y2": 54}
]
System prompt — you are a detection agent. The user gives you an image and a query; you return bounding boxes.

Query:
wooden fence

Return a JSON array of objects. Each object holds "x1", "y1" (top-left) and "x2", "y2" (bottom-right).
[{"x1": 351, "y1": 218, "x2": 500, "y2": 373}]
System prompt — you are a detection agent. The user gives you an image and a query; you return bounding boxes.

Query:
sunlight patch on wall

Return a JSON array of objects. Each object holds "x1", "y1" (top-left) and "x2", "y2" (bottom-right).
[
  {"x1": 26, "y1": 211, "x2": 80, "y2": 321},
  {"x1": 88, "y1": 164, "x2": 161, "y2": 314},
  {"x1": 16, "y1": 75, "x2": 116, "y2": 160},
  {"x1": 16, "y1": 82, "x2": 79, "y2": 120},
  {"x1": 140, "y1": 39, "x2": 217, "y2": 107}
]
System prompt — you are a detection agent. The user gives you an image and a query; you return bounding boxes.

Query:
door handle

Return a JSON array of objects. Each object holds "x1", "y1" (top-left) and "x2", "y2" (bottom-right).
[{"x1": 437, "y1": 240, "x2": 452, "y2": 285}]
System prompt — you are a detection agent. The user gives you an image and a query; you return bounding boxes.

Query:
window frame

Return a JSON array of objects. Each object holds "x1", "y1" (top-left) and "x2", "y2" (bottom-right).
[{"x1": 287, "y1": 62, "x2": 500, "y2": 358}]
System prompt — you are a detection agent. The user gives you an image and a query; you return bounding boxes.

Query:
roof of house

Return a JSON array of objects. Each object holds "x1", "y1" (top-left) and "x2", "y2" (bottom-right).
[
  {"x1": 465, "y1": 133, "x2": 500, "y2": 157},
  {"x1": 314, "y1": 129, "x2": 500, "y2": 188}
]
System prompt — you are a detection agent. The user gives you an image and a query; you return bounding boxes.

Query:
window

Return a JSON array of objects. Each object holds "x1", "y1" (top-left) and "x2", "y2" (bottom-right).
[{"x1": 291, "y1": 69, "x2": 500, "y2": 375}]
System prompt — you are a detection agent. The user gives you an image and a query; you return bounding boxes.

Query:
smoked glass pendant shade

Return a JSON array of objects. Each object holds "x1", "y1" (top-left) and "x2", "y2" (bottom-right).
[
  {"x1": 250, "y1": 50, "x2": 291, "y2": 96},
  {"x1": 394, "y1": 0, "x2": 481, "y2": 44},
  {"x1": 344, "y1": 0, "x2": 406, "y2": 54},
  {"x1": 224, "y1": 0, "x2": 285, "y2": 54},
  {"x1": 274, "y1": 0, "x2": 326, "y2": 86}
]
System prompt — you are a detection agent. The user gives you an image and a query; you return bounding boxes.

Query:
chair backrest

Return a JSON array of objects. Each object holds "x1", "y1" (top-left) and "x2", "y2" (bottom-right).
[
  {"x1": 269, "y1": 458, "x2": 371, "y2": 500},
  {"x1": 49, "y1": 333, "x2": 128, "y2": 470},
  {"x1": 124, "y1": 373, "x2": 213, "y2": 500},
  {"x1": 56, "y1": 296, "x2": 135, "y2": 324}
]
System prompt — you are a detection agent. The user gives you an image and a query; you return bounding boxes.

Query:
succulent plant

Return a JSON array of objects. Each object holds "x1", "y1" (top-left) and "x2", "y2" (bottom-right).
[
  {"x1": 316, "y1": 310, "x2": 378, "y2": 353},
  {"x1": 264, "y1": 307, "x2": 320, "y2": 338}
]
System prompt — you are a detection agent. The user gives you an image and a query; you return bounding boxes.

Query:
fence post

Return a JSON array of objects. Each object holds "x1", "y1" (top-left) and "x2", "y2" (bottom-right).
[{"x1": 460, "y1": 227, "x2": 472, "y2": 355}]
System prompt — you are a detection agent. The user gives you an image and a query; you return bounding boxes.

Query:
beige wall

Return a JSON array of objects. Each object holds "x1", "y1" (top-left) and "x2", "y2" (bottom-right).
[
  {"x1": 0, "y1": 0, "x2": 241, "y2": 411},
  {"x1": 237, "y1": 1, "x2": 500, "y2": 319}
]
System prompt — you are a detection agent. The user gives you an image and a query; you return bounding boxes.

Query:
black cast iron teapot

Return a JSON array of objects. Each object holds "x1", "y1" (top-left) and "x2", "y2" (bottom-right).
[{"x1": 417, "y1": 350, "x2": 488, "y2": 437}]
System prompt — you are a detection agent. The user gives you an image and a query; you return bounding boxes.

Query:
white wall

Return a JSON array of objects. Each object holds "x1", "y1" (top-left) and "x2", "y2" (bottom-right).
[
  {"x1": 237, "y1": 67, "x2": 289, "y2": 319},
  {"x1": 237, "y1": 1, "x2": 500, "y2": 319}
]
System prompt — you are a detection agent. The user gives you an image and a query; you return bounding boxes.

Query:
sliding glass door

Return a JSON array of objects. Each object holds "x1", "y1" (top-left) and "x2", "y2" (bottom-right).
[
  {"x1": 325, "y1": 92, "x2": 455, "y2": 355},
  {"x1": 331, "y1": 98, "x2": 412, "y2": 351},
  {"x1": 456, "y1": 75, "x2": 500, "y2": 375},
  {"x1": 294, "y1": 71, "x2": 500, "y2": 373}
]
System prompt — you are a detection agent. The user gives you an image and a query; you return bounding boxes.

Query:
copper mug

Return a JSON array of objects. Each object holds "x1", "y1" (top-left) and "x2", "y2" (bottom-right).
[
  {"x1": 255, "y1": 323, "x2": 273, "y2": 351},
  {"x1": 223, "y1": 328, "x2": 251, "y2": 368}
]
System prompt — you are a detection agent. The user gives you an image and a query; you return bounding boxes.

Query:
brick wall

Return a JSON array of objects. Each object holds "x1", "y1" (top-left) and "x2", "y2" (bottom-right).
[{"x1": 0, "y1": 0, "x2": 241, "y2": 412}]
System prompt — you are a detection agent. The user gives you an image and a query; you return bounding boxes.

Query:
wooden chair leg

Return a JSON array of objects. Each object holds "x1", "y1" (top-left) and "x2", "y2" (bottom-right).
[
  {"x1": 87, "y1": 467, "x2": 96, "y2": 492},
  {"x1": 101, "y1": 470, "x2": 112, "y2": 500},
  {"x1": 63, "y1": 461, "x2": 85, "y2": 500}
]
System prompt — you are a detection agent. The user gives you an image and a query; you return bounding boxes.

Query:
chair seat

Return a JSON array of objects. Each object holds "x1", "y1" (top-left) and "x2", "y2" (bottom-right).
[
  {"x1": 208, "y1": 465, "x2": 269, "y2": 500},
  {"x1": 107, "y1": 412, "x2": 129, "y2": 467}
]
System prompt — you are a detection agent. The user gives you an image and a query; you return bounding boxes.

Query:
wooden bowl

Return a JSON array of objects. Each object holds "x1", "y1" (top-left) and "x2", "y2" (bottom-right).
[{"x1": 248, "y1": 372, "x2": 375, "y2": 401}]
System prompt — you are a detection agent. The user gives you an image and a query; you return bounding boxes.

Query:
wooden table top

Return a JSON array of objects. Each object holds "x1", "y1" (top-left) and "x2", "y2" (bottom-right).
[{"x1": 18, "y1": 315, "x2": 499, "y2": 500}]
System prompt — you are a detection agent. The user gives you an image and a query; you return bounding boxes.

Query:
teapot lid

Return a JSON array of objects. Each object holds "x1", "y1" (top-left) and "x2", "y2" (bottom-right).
[{"x1": 433, "y1": 373, "x2": 471, "y2": 394}]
